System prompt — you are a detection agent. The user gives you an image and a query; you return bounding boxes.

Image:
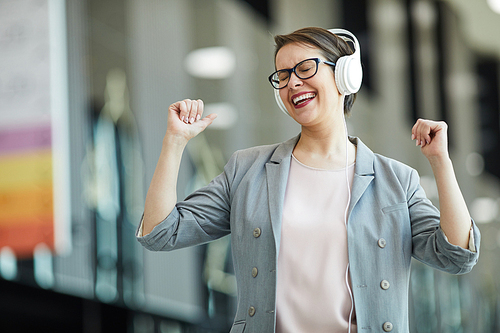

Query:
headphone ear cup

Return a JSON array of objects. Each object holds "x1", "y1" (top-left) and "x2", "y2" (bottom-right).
[{"x1": 335, "y1": 55, "x2": 362, "y2": 95}]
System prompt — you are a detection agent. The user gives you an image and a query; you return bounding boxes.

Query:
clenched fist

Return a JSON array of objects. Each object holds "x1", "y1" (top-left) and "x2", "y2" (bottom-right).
[
  {"x1": 412, "y1": 119, "x2": 449, "y2": 161},
  {"x1": 165, "y1": 99, "x2": 217, "y2": 144}
]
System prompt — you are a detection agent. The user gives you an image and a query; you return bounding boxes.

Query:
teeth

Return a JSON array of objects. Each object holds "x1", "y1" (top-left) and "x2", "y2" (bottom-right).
[{"x1": 293, "y1": 93, "x2": 316, "y2": 105}]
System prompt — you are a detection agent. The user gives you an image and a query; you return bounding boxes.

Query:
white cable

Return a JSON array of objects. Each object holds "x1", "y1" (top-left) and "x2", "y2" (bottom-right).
[
  {"x1": 343, "y1": 113, "x2": 353, "y2": 333},
  {"x1": 345, "y1": 263, "x2": 354, "y2": 333}
]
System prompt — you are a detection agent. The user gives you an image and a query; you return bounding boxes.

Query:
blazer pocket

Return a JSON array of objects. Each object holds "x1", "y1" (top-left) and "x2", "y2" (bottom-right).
[
  {"x1": 382, "y1": 202, "x2": 407, "y2": 214},
  {"x1": 230, "y1": 321, "x2": 246, "y2": 333}
]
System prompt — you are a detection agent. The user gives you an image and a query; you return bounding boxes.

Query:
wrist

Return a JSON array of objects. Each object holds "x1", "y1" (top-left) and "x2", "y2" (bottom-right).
[
  {"x1": 428, "y1": 153, "x2": 452, "y2": 170},
  {"x1": 163, "y1": 132, "x2": 188, "y2": 148}
]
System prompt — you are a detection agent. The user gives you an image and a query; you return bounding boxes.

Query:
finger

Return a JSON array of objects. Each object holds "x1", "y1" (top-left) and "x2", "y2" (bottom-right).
[
  {"x1": 414, "y1": 119, "x2": 431, "y2": 147},
  {"x1": 187, "y1": 99, "x2": 196, "y2": 123},
  {"x1": 411, "y1": 121, "x2": 417, "y2": 140},
  {"x1": 417, "y1": 121, "x2": 426, "y2": 147},
  {"x1": 411, "y1": 119, "x2": 422, "y2": 143},
  {"x1": 180, "y1": 99, "x2": 193, "y2": 123},
  {"x1": 412, "y1": 119, "x2": 422, "y2": 146},
  {"x1": 422, "y1": 128, "x2": 432, "y2": 147},
  {"x1": 187, "y1": 100, "x2": 198, "y2": 124},
  {"x1": 194, "y1": 99, "x2": 204, "y2": 122},
  {"x1": 419, "y1": 122, "x2": 430, "y2": 147},
  {"x1": 169, "y1": 101, "x2": 187, "y2": 123},
  {"x1": 177, "y1": 100, "x2": 187, "y2": 123}
]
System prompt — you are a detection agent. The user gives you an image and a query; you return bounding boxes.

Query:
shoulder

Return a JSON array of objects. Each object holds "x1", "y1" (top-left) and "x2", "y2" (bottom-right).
[
  {"x1": 221, "y1": 136, "x2": 298, "y2": 186},
  {"x1": 373, "y1": 153, "x2": 414, "y2": 173},
  {"x1": 355, "y1": 136, "x2": 416, "y2": 175},
  {"x1": 223, "y1": 143, "x2": 280, "y2": 177},
  {"x1": 234, "y1": 142, "x2": 282, "y2": 161},
  {"x1": 371, "y1": 153, "x2": 421, "y2": 194},
  {"x1": 227, "y1": 135, "x2": 298, "y2": 170},
  {"x1": 355, "y1": 137, "x2": 418, "y2": 189}
]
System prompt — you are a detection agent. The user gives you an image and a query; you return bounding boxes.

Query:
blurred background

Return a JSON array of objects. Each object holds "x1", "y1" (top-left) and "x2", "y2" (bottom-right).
[{"x1": 0, "y1": 0, "x2": 499, "y2": 332}]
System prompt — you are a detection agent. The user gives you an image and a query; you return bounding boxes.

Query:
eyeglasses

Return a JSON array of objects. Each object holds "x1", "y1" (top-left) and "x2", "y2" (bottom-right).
[{"x1": 268, "y1": 58, "x2": 336, "y2": 90}]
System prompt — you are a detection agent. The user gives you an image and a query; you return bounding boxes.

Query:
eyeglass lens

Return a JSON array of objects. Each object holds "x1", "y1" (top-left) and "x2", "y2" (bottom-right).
[{"x1": 272, "y1": 59, "x2": 318, "y2": 89}]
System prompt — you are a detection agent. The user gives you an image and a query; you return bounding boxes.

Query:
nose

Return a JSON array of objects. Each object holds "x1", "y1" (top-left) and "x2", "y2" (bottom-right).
[{"x1": 288, "y1": 71, "x2": 303, "y2": 88}]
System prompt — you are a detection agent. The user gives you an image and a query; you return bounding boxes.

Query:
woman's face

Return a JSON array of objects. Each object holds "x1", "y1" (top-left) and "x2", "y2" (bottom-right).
[{"x1": 275, "y1": 42, "x2": 343, "y2": 127}]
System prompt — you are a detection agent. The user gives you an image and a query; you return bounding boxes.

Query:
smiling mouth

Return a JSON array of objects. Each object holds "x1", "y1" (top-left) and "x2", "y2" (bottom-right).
[{"x1": 292, "y1": 93, "x2": 316, "y2": 106}]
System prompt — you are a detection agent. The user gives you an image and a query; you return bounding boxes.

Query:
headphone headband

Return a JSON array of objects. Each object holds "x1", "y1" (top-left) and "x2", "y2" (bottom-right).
[
  {"x1": 328, "y1": 28, "x2": 361, "y2": 60},
  {"x1": 274, "y1": 28, "x2": 363, "y2": 116}
]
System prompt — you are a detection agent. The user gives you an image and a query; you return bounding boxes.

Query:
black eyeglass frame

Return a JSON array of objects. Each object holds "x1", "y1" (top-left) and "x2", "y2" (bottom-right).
[{"x1": 268, "y1": 58, "x2": 336, "y2": 90}]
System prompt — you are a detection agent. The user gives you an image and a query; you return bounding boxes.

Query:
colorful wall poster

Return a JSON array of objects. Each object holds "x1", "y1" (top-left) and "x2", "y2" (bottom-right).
[{"x1": 0, "y1": 0, "x2": 71, "y2": 258}]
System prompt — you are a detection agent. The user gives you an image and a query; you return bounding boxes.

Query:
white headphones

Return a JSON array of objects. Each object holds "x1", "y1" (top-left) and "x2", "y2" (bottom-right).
[{"x1": 273, "y1": 28, "x2": 363, "y2": 116}]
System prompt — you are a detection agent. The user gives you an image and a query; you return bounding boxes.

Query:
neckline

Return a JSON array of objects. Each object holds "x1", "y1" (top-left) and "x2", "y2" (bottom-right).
[{"x1": 291, "y1": 153, "x2": 356, "y2": 172}]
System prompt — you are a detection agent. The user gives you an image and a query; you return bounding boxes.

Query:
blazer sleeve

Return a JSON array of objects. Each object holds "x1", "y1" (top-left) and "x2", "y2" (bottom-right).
[
  {"x1": 136, "y1": 151, "x2": 239, "y2": 251},
  {"x1": 408, "y1": 169, "x2": 480, "y2": 274}
]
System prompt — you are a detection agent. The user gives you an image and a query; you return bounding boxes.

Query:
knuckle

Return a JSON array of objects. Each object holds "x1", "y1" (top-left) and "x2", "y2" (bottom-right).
[{"x1": 179, "y1": 101, "x2": 186, "y2": 112}]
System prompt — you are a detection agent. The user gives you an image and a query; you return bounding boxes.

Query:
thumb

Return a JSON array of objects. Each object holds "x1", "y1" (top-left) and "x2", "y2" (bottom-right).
[{"x1": 197, "y1": 113, "x2": 218, "y2": 131}]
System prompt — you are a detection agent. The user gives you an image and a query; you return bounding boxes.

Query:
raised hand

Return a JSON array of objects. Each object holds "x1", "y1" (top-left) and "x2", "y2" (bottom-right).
[
  {"x1": 166, "y1": 99, "x2": 217, "y2": 144},
  {"x1": 411, "y1": 118, "x2": 449, "y2": 161}
]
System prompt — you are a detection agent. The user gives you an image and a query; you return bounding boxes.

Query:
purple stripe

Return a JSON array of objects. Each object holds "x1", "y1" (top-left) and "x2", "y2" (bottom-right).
[{"x1": 0, "y1": 125, "x2": 52, "y2": 153}]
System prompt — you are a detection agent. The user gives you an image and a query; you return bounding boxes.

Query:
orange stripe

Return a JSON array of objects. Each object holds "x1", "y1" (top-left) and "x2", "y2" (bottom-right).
[
  {"x1": 0, "y1": 221, "x2": 54, "y2": 259},
  {"x1": 0, "y1": 214, "x2": 53, "y2": 227},
  {"x1": 0, "y1": 186, "x2": 53, "y2": 224}
]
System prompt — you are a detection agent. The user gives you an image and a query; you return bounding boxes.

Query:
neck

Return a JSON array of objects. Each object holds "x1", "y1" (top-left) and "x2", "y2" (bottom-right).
[{"x1": 293, "y1": 114, "x2": 356, "y2": 170}]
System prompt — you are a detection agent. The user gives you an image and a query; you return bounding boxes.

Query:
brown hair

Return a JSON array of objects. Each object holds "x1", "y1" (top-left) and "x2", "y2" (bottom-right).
[{"x1": 274, "y1": 27, "x2": 357, "y2": 115}]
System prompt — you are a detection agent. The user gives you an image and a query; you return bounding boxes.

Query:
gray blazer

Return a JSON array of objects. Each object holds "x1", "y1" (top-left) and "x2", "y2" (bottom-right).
[{"x1": 137, "y1": 135, "x2": 480, "y2": 333}]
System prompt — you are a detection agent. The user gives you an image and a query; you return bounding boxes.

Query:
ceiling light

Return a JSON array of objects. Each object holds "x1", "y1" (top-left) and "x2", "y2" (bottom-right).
[
  {"x1": 184, "y1": 47, "x2": 236, "y2": 79},
  {"x1": 487, "y1": 0, "x2": 500, "y2": 14}
]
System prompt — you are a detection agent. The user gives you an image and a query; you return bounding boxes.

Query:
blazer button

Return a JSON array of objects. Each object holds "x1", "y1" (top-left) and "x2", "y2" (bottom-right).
[
  {"x1": 252, "y1": 267, "x2": 258, "y2": 278},
  {"x1": 383, "y1": 321, "x2": 393, "y2": 331},
  {"x1": 253, "y1": 228, "x2": 261, "y2": 238},
  {"x1": 380, "y1": 280, "x2": 390, "y2": 290},
  {"x1": 249, "y1": 306, "x2": 256, "y2": 317},
  {"x1": 378, "y1": 238, "x2": 387, "y2": 248}
]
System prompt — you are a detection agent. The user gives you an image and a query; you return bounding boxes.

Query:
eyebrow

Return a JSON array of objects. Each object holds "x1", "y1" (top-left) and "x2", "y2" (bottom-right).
[{"x1": 275, "y1": 57, "x2": 315, "y2": 71}]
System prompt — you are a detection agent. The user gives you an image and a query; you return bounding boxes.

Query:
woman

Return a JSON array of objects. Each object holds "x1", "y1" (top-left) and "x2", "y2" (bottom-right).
[{"x1": 137, "y1": 27, "x2": 480, "y2": 333}]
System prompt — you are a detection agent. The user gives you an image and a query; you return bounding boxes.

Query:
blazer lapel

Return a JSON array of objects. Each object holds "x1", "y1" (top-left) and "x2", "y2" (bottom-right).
[
  {"x1": 348, "y1": 137, "x2": 375, "y2": 217},
  {"x1": 265, "y1": 135, "x2": 298, "y2": 254}
]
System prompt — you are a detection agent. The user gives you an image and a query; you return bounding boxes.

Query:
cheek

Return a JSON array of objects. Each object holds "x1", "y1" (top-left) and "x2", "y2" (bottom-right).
[{"x1": 279, "y1": 90, "x2": 289, "y2": 104}]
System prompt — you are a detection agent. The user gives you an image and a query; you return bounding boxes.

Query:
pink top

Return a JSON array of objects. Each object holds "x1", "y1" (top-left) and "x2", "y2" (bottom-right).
[{"x1": 276, "y1": 155, "x2": 356, "y2": 333}]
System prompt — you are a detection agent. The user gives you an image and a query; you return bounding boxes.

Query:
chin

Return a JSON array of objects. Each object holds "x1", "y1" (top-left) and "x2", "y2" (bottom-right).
[{"x1": 291, "y1": 113, "x2": 317, "y2": 126}]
